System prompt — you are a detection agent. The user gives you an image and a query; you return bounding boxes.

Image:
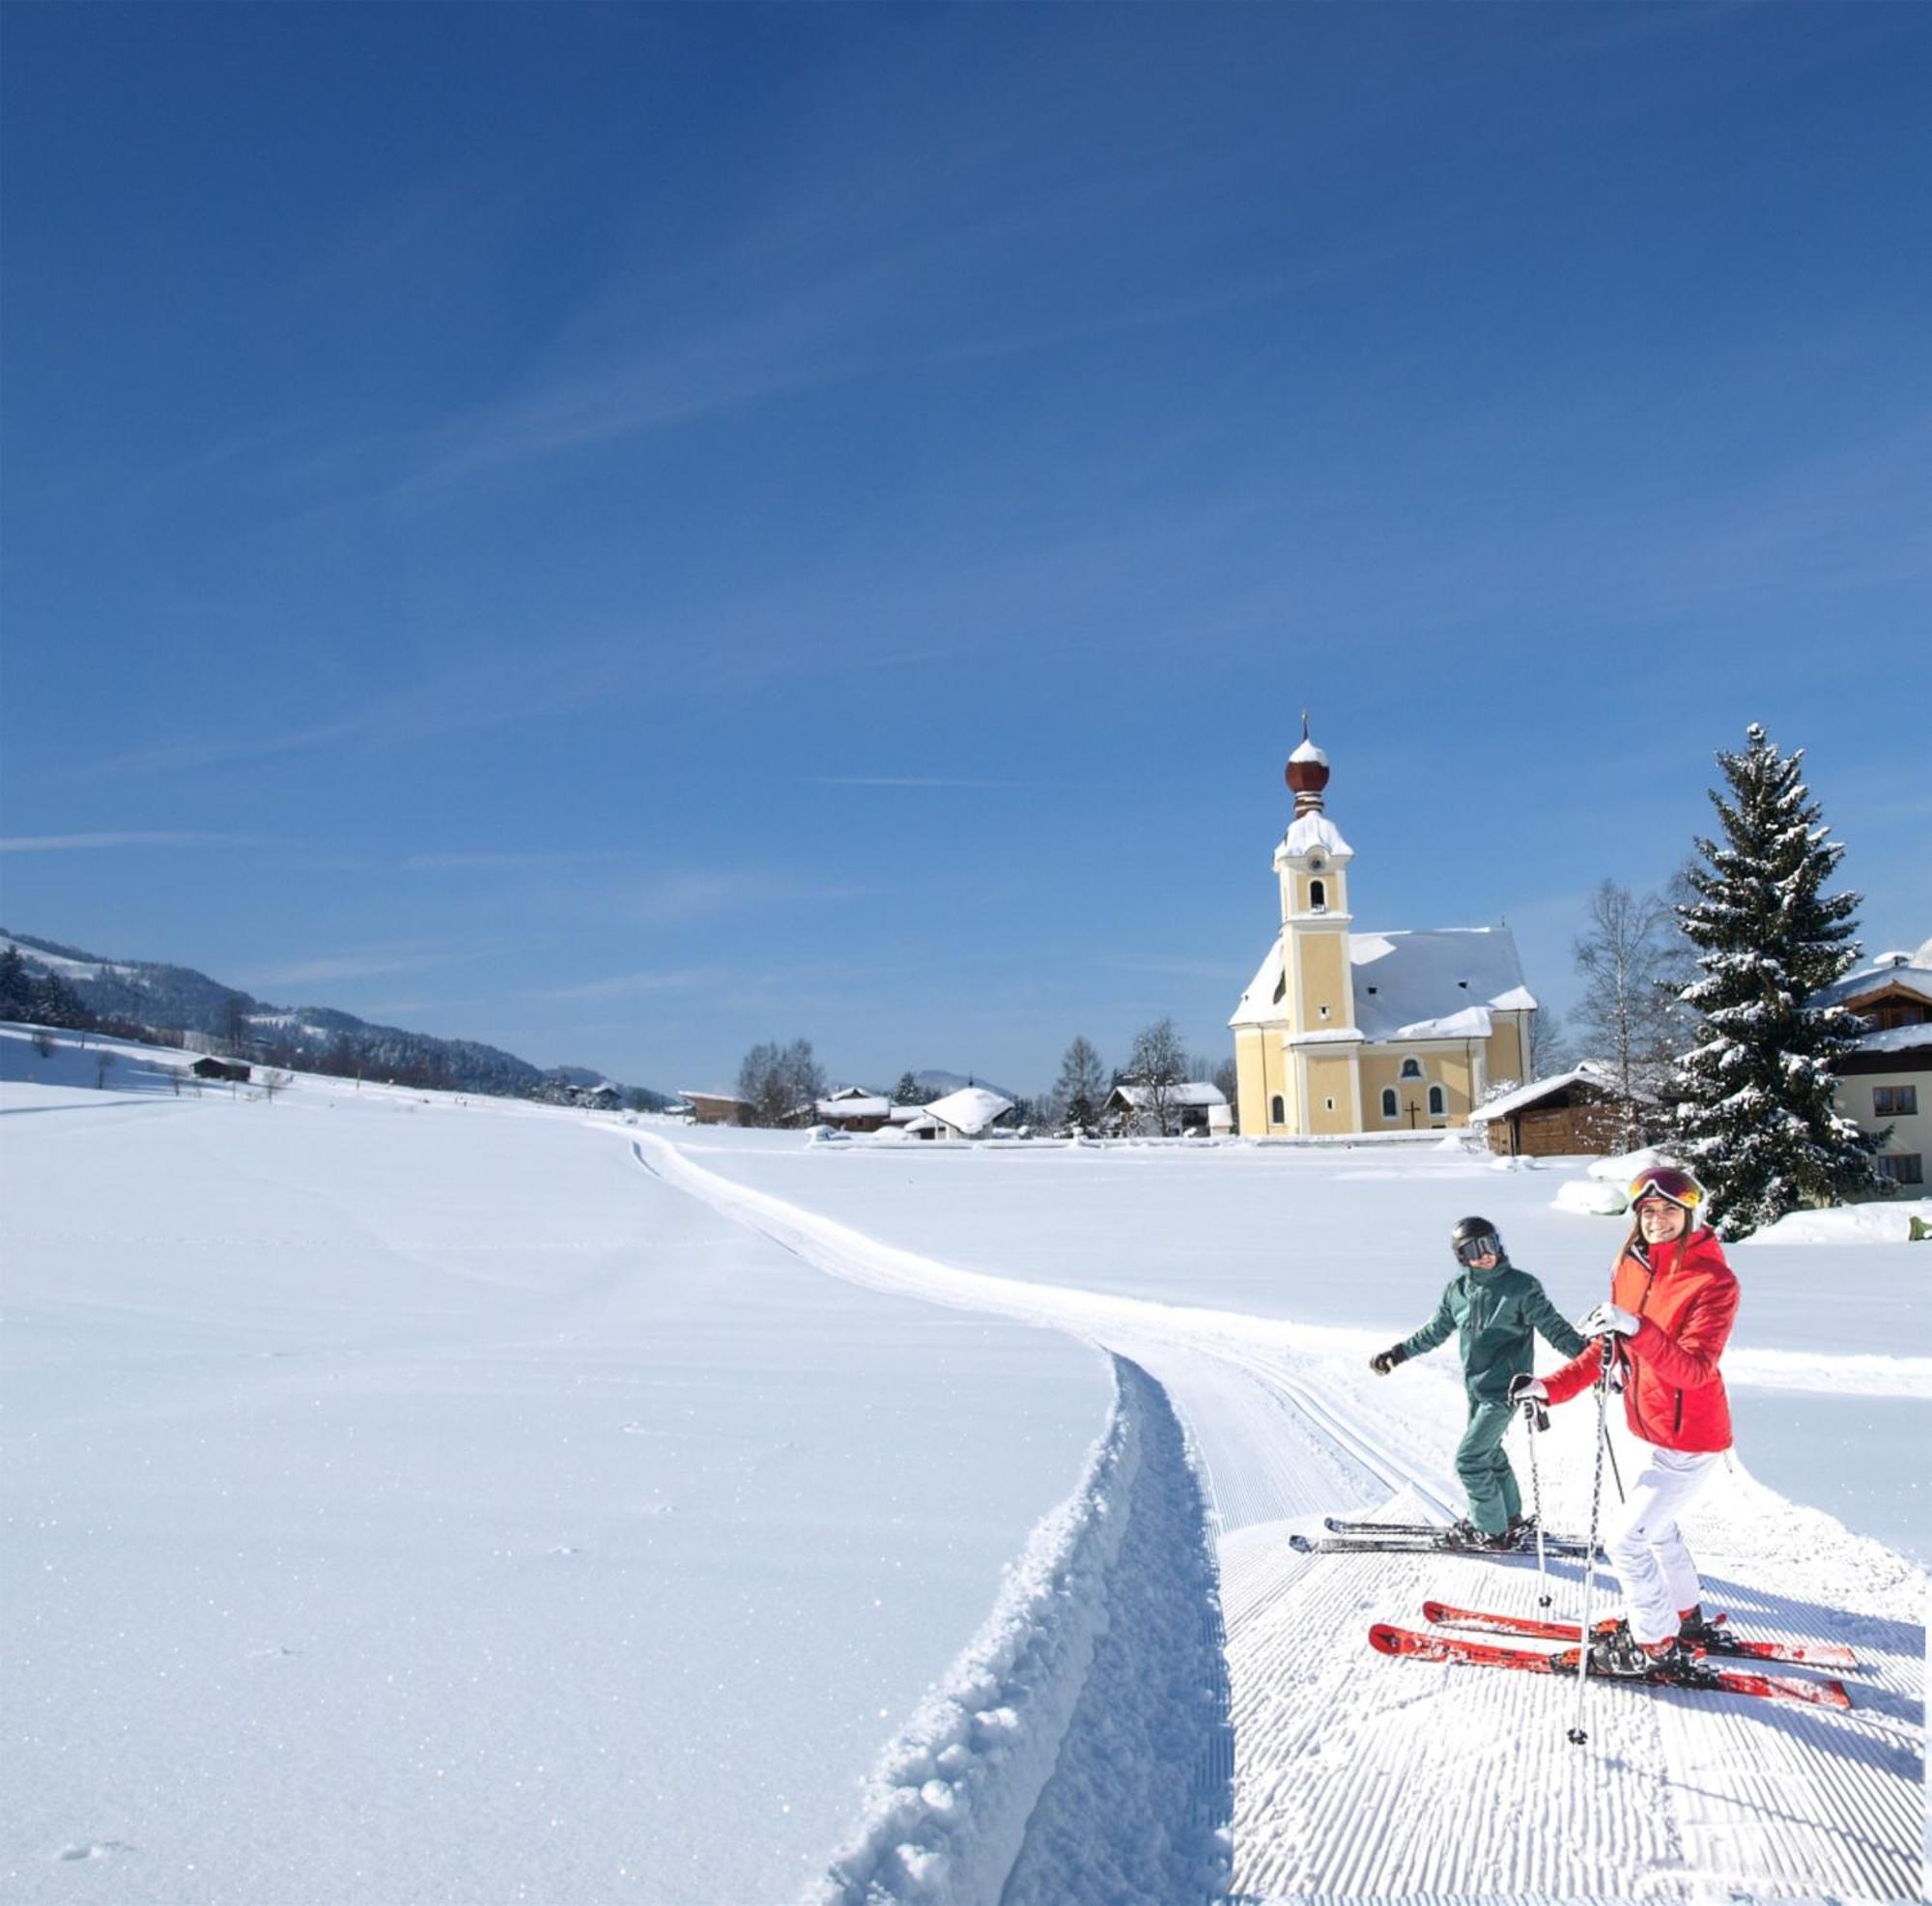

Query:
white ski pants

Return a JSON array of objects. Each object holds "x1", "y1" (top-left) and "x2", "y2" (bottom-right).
[{"x1": 1605, "y1": 1445, "x2": 1722, "y2": 1645}]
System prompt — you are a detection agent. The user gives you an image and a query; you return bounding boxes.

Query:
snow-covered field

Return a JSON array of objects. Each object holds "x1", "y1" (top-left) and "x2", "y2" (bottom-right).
[{"x1": 3, "y1": 1028, "x2": 1925, "y2": 1903}]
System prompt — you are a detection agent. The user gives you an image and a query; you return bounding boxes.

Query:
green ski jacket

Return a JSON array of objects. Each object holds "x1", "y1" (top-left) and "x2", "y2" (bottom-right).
[{"x1": 1398, "y1": 1259, "x2": 1587, "y2": 1403}]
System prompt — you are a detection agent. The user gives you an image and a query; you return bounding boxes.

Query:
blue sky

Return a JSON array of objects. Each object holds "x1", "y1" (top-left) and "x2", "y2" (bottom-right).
[{"x1": 3, "y1": 3, "x2": 1927, "y2": 1095}]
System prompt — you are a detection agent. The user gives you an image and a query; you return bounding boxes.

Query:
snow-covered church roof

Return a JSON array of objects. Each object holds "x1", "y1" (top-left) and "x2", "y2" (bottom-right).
[
  {"x1": 1230, "y1": 927, "x2": 1536, "y2": 1039},
  {"x1": 1351, "y1": 929, "x2": 1535, "y2": 1041}
]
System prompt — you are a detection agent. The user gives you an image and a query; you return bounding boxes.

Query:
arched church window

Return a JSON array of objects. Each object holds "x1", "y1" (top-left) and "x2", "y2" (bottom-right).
[
  {"x1": 1399, "y1": 1057, "x2": 1423, "y2": 1081},
  {"x1": 1309, "y1": 878, "x2": 1326, "y2": 912},
  {"x1": 1270, "y1": 1095, "x2": 1285, "y2": 1125},
  {"x1": 1380, "y1": 1087, "x2": 1398, "y2": 1120},
  {"x1": 1428, "y1": 1084, "x2": 1446, "y2": 1118}
]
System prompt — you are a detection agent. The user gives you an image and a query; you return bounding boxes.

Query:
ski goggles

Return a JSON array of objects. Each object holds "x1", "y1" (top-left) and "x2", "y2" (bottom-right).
[
  {"x1": 1629, "y1": 1165, "x2": 1706, "y2": 1212},
  {"x1": 1453, "y1": 1232, "x2": 1503, "y2": 1265}
]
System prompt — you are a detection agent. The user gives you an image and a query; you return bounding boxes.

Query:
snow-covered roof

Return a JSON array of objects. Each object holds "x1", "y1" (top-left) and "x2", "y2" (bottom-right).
[
  {"x1": 679, "y1": 1089, "x2": 750, "y2": 1106},
  {"x1": 887, "y1": 1104, "x2": 925, "y2": 1124},
  {"x1": 923, "y1": 1085, "x2": 1014, "y2": 1136},
  {"x1": 1468, "y1": 1062, "x2": 1657, "y2": 1124},
  {"x1": 1280, "y1": 811, "x2": 1354, "y2": 860},
  {"x1": 1857, "y1": 1023, "x2": 1932, "y2": 1058},
  {"x1": 814, "y1": 1094, "x2": 890, "y2": 1121},
  {"x1": 1229, "y1": 942, "x2": 1285, "y2": 1029},
  {"x1": 1813, "y1": 959, "x2": 1932, "y2": 1011},
  {"x1": 1108, "y1": 1081, "x2": 1227, "y2": 1110},
  {"x1": 825, "y1": 1085, "x2": 876, "y2": 1101},
  {"x1": 1230, "y1": 927, "x2": 1537, "y2": 1040},
  {"x1": 1350, "y1": 928, "x2": 1535, "y2": 1043}
]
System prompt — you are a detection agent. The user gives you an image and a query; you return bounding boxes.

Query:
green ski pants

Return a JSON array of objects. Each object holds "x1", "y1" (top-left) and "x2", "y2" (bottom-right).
[{"x1": 1455, "y1": 1397, "x2": 1522, "y2": 1537}]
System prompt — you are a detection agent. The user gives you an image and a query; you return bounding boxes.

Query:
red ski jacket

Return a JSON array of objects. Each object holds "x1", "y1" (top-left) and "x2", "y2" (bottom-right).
[{"x1": 1546, "y1": 1226, "x2": 1739, "y2": 1453}]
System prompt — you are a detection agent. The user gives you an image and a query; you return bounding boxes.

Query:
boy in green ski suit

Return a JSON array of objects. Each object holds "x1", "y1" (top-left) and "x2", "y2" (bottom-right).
[{"x1": 1369, "y1": 1215, "x2": 1586, "y2": 1550}]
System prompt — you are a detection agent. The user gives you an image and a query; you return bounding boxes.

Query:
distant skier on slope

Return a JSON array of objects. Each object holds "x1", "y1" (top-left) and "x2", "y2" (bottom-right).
[
  {"x1": 1511, "y1": 1163, "x2": 1740, "y2": 1678},
  {"x1": 1369, "y1": 1217, "x2": 1587, "y2": 1550}
]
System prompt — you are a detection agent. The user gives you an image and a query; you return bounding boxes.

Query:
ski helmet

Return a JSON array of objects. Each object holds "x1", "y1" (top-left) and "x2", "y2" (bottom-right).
[
  {"x1": 1628, "y1": 1163, "x2": 1706, "y2": 1213},
  {"x1": 1450, "y1": 1215, "x2": 1503, "y2": 1266}
]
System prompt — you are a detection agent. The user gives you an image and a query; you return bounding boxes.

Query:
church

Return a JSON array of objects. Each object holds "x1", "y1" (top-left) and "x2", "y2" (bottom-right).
[{"x1": 1229, "y1": 725, "x2": 1538, "y2": 1138}]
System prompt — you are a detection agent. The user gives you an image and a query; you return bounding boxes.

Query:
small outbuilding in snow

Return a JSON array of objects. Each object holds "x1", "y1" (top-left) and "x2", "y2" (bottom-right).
[
  {"x1": 920, "y1": 1085, "x2": 1015, "y2": 1140},
  {"x1": 191, "y1": 1056, "x2": 251, "y2": 1084},
  {"x1": 1468, "y1": 1062, "x2": 1655, "y2": 1158}
]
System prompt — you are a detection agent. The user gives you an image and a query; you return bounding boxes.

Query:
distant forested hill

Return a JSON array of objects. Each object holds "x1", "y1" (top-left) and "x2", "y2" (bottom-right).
[{"x1": 0, "y1": 929, "x2": 674, "y2": 1107}]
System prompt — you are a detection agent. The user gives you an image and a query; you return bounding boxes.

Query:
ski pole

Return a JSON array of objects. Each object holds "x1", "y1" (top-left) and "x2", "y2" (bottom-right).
[
  {"x1": 1567, "y1": 1334, "x2": 1615, "y2": 1749},
  {"x1": 1602, "y1": 1419, "x2": 1626, "y2": 1506},
  {"x1": 1521, "y1": 1396, "x2": 1551, "y2": 1607}
]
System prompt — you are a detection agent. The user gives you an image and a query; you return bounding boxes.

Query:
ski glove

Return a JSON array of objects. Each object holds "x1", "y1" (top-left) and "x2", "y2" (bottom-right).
[
  {"x1": 1369, "y1": 1346, "x2": 1406, "y2": 1376},
  {"x1": 1579, "y1": 1301, "x2": 1639, "y2": 1339},
  {"x1": 1507, "y1": 1373, "x2": 1548, "y2": 1403}
]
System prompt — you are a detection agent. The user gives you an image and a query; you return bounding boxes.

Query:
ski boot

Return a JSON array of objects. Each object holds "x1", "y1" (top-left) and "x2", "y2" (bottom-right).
[
  {"x1": 1448, "y1": 1519, "x2": 1519, "y2": 1551},
  {"x1": 1676, "y1": 1605, "x2": 1726, "y2": 1652},
  {"x1": 1589, "y1": 1620, "x2": 1703, "y2": 1682}
]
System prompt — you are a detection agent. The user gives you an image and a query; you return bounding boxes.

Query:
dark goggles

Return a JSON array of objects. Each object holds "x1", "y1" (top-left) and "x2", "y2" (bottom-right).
[
  {"x1": 1629, "y1": 1165, "x2": 1705, "y2": 1211},
  {"x1": 1454, "y1": 1232, "x2": 1502, "y2": 1266}
]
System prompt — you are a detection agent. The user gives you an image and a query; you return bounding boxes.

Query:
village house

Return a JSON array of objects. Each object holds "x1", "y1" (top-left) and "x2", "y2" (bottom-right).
[
  {"x1": 1229, "y1": 725, "x2": 1538, "y2": 1138},
  {"x1": 1814, "y1": 941, "x2": 1932, "y2": 1191},
  {"x1": 1101, "y1": 1081, "x2": 1228, "y2": 1136},
  {"x1": 679, "y1": 1090, "x2": 753, "y2": 1127},
  {"x1": 811, "y1": 1087, "x2": 893, "y2": 1133}
]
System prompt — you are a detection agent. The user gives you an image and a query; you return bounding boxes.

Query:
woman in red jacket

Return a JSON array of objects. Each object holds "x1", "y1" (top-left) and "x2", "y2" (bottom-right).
[{"x1": 1512, "y1": 1164, "x2": 1739, "y2": 1676}]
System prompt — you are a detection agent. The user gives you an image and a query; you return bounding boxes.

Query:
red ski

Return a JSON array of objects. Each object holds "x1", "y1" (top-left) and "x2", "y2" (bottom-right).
[
  {"x1": 1421, "y1": 1599, "x2": 1860, "y2": 1669},
  {"x1": 1369, "y1": 1622, "x2": 1852, "y2": 1709}
]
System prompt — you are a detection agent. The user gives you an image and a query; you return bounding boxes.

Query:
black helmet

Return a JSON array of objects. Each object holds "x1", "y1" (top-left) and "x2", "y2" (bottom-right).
[{"x1": 1450, "y1": 1216, "x2": 1504, "y2": 1266}]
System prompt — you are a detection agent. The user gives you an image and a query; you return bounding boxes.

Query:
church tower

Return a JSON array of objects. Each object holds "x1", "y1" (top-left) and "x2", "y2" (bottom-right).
[
  {"x1": 1230, "y1": 719, "x2": 1537, "y2": 1138},
  {"x1": 1272, "y1": 719, "x2": 1363, "y2": 1132}
]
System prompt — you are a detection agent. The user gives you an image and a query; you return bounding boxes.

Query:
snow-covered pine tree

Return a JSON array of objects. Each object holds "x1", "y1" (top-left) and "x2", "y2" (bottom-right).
[{"x1": 1672, "y1": 725, "x2": 1882, "y2": 1237}]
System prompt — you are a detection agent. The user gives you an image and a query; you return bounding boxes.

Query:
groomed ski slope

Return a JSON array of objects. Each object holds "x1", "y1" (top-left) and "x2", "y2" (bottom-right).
[{"x1": 635, "y1": 1130, "x2": 1926, "y2": 1904}]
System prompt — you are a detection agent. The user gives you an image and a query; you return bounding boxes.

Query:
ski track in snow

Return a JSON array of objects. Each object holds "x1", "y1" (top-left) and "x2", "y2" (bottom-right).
[{"x1": 628, "y1": 1132, "x2": 1925, "y2": 1905}]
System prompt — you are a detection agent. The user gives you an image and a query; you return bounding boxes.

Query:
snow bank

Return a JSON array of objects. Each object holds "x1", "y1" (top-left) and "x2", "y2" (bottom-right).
[
  {"x1": 1585, "y1": 1145, "x2": 1670, "y2": 1183},
  {"x1": 810, "y1": 1355, "x2": 1231, "y2": 1906},
  {"x1": 1553, "y1": 1177, "x2": 1630, "y2": 1216},
  {"x1": 808, "y1": 1357, "x2": 1140, "y2": 1906},
  {"x1": 1747, "y1": 1199, "x2": 1932, "y2": 1247}
]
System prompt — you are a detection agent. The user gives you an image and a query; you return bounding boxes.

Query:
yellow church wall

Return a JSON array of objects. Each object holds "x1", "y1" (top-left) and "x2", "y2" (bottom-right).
[
  {"x1": 1304, "y1": 1053, "x2": 1357, "y2": 1134},
  {"x1": 1435, "y1": 1051, "x2": 1473, "y2": 1120},
  {"x1": 1268, "y1": 1035, "x2": 1297, "y2": 1131},
  {"x1": 1486, "y1": 1015, "x2": 1524, "y2": 1085},
  {"x1": 1235, "y1": 1026, "x2": 1297, "y2": 1133},
  {"x1": 1296, "y1": 931, "x2": 1350, "y2": 1031},
  {"x1": 1359, "y1": 1051, "x2": 1423, "y2": 1125},
  {"x1": 1234, "y1": 1028, "x2": 1269, "y2": 1135}
]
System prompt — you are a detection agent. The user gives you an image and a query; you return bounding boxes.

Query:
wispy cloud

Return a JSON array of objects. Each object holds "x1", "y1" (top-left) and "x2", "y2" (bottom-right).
[
  {"x1": 624, "y1": 870, "x2": 870, "y2": 925},
  {"x1": 247, "y1": 948, "x2": 468, "y2": 989},
  {"x1": 65, "y1": 646, "x2": 642, "y2": 784},
  {"x1": 400, "y1": 848, "x2": 628, "y2": 872},
  {"x1": 0, "y1": 830, "x2": 263, "y2": 853},
  {"x1": 1107, "y1": 953, "x2": 1244, "y2": 982},
  {"x1": 536, "y1": 968, "x2": 713, "y2": 1002},
  {"x1": 811, "y1": 775, "x2": 1038, "y2": 789}
]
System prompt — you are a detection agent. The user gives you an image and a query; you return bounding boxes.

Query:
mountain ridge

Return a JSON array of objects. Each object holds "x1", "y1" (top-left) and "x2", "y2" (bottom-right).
[{"x1": 0, "y1": 928, "x2": 674, "y2": 1107}]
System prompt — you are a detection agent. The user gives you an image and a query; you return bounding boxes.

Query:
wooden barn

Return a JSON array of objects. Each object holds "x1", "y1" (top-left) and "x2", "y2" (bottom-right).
[
  {"x1": 1470, "y1": 1064, "x2": 1655, "y2": 1158},
  {"x1": 191, "y1": 1056, "x2": 251, "y2": 1083}
]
